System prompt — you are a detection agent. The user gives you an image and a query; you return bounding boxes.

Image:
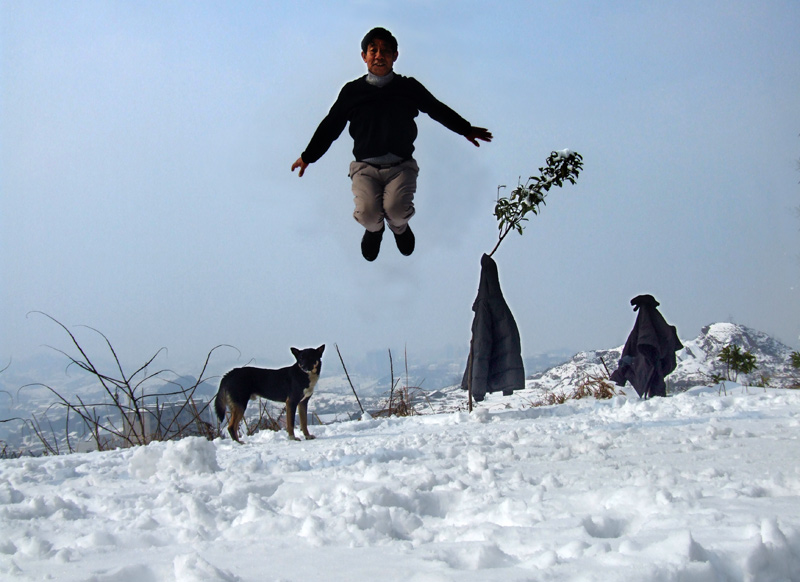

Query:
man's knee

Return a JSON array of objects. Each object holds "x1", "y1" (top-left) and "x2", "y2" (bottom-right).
[
  {"x1": 351, "y1": 163, "x2": 385, "y2": 230},
  {"x1": 353, "y1": 206, "x2": 385, "y2": 230},
  {"x1": 383, "y1": 195, "x2": 414, "y2": 223},
  {"x1": 383, "y1": 166, "x2": 417, "y2": 226}
]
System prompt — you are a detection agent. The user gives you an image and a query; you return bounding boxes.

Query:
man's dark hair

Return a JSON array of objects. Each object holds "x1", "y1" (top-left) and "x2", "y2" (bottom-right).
[{"x1": 361, "y1": 27, "x2": 398, "y2": 53}]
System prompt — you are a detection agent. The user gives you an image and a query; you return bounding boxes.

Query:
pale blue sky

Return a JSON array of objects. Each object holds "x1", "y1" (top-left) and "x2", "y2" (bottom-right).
[{"x1": 2, "y1": 1, "x2": 799, "y2": 372}]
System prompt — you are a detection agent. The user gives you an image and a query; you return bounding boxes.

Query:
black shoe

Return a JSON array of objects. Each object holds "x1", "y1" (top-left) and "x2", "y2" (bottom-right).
[
  {"x1": 394, "y1": 225, "x2": 415, "y2": 256},
  {"x1": 361, "y1": 228, "x2": 384, "y2": 261}
]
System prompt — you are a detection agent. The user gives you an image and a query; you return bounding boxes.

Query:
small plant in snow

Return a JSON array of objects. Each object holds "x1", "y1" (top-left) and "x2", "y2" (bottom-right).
[{"x1": 717, "y1": 344, "x2": 758, "y2": 383}]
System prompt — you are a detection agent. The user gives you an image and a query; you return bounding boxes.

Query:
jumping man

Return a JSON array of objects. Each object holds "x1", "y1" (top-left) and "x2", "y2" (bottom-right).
[{"x1": 291, "y1": 27, "x2": 492, "y2": 261}]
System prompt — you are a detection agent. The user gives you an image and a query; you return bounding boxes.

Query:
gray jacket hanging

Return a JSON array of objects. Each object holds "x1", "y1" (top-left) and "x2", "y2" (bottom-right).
[{"x1": 461, "y1": 254, "x2": 524, "y2": 401}]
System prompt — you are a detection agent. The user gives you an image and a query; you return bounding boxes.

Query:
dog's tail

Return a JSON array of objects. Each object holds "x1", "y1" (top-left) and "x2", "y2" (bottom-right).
[{"x1": 214, "y1": 377, "x2": 228, "y2": 422}]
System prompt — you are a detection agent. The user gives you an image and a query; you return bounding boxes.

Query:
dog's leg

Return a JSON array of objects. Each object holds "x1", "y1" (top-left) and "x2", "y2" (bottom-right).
[
  {"x1": 228, "y1": 404, "x2": 245, "y2": 443},
  {"x1": 285, "y1": 398, "x2": 300, "y2": 441},
  {"x1": 298, "y1": 398, "x2": 315, "y2": 440}
]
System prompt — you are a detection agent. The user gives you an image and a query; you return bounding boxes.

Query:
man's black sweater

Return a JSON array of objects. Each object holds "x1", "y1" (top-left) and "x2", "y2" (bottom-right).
[{"x1": 301, "y1": 74, "x2": 472, "y2": 164}]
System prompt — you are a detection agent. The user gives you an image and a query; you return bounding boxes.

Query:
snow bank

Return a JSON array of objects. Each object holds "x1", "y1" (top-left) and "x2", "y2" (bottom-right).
[{"x1": 1, "y1": 387, "x2": 800, "y2": 581}]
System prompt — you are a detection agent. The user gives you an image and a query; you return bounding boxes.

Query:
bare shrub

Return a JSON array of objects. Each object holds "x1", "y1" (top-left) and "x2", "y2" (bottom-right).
[
  {"x1": 19, "y1": 313, "x2": 232, "y2": 453},
  {"x1": 244, "y1": 399, "x2": 283, "y2": 437},
  {"x1": 334, "y1": 343, "x2": 365, "y2": 415},
  {"x1": 373, "y1": 382, "x2": 426, "y2": 417},
  {"x1": 342, "y1": 347, "x2": 432, "y2": 418}
]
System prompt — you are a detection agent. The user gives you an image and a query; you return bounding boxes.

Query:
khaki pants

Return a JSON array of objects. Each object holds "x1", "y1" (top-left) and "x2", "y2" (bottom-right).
[{"x1": 349, "y1": 160, "x2": 419, "y2": 235}]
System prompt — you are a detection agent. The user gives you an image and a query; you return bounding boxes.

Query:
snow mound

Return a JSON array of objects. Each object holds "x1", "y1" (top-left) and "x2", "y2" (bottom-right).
[{"x1": 129, "y1": 436, "x2": 220, "y2": 479}]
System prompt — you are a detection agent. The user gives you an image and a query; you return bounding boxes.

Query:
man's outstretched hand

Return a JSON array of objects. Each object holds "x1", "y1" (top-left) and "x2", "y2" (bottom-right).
[
  {"x1": 291, "y1": 157, "x2": 309, "y2": 177},
  {"x1": 465, "y1": 127, "x2": 493, "y2": 147}
]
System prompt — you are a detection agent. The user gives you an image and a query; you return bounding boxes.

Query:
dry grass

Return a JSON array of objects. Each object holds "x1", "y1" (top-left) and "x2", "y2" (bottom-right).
[
  {"x1": 372, "y1": 383, "x2": 429, "y2": 417},
  {"x1": 244, "y1": 400, "x2": 283, "y2": 436},
  {"x1": 359, "y1": 347, "x2": 434, "y2": 419},
  {"x1": 532, "y1": 374, "x2": 621, "y2": 408}
]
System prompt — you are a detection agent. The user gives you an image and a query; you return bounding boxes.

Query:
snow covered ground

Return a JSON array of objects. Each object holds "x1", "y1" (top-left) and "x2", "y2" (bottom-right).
[{"x1": 2, "y1": 385, "x2": 800, "y2": 581}]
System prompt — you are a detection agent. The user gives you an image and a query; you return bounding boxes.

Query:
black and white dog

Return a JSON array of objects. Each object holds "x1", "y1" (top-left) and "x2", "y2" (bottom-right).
[{"x1": 214, "y1": 345, "x2": 324, "y2": 442}]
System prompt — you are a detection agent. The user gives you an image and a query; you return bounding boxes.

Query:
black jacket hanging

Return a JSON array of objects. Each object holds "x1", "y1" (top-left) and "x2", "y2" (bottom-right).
[{"x1": 610, "y1": 294, "x2": 683, "y2": 398}]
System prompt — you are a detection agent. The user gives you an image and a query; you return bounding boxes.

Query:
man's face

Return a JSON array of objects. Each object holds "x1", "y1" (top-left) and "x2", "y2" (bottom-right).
[{"x1": 361, "y1": 39, "x2": 398, "y2": 77}]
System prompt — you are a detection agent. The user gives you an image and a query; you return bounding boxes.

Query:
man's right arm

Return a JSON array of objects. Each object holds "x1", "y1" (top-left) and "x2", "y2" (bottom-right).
[
  {"x1": 291, "y1": 157, "x2": 309, "y2": 177},
  {"x1": 291, "y1": 83, "x2": 353, "y2": 177}
]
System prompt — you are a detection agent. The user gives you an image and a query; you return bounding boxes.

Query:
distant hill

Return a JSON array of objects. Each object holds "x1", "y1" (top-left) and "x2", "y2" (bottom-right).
[
  {"x1": 2, "y1": 323, "x2": 796, "y2": 451},
  {"x1": 527, "y1": 322, "x2": 797, "y2": 395}
]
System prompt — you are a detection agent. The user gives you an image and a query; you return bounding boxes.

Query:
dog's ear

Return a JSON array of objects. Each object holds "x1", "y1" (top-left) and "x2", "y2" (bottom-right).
[
  {"x1": 290, "y1": 347, "x2": 300, "y2": 358},
  {"x1": 317, "y1": 344, "x2": 325, "y2": 355}
]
